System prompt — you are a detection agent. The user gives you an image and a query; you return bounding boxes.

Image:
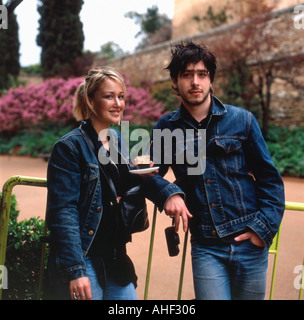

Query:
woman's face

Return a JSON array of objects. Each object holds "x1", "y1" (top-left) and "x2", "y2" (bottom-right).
[{"x1": 89, "y1": 78, "x2": 125, "y2": 128}]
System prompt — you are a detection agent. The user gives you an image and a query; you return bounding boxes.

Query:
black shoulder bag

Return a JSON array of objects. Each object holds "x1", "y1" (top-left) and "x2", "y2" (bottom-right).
[{"x1": 80, "y1": 127, "x2": 149, "y2": 235}]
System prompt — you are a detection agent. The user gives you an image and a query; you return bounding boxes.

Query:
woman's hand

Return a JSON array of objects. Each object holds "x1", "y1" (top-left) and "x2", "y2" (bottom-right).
[{"x1": 69, "y1": 277, "x2": 92, "y2": 300}]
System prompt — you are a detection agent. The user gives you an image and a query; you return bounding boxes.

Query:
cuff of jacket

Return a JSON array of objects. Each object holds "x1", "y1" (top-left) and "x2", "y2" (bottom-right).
[
  {"x1": 247, "y1": 212, "x2": 274, "y2": 248},
  {"x1": 142, "y1": 175, "x2": 185, "y2": 212},
  {"x1": 60, "y1": 265, "x2": 87, "y2": 283}
]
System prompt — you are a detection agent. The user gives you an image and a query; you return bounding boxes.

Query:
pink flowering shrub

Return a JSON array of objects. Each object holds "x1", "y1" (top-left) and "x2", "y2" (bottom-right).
[
  {"x1": 0, "y1": 77, "x2": 165, "y2": 134},
  {"x1": 0, "y1": 78, "x2": 83, "y2": 134},
  {"x1": 124, "y1": 86, "x2": 165, "y2": 125}
]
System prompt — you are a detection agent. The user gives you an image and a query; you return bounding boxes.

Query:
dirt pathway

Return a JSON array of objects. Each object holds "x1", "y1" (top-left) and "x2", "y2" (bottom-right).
[{"x1": 1, "y1": 155, "x2": 303, "y2": 300}]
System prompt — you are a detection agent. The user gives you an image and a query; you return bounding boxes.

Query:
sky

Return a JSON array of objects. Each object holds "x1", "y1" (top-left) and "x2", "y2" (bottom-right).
[{"x1": 14, "y1": 0, "x2": 175, "y2": 67}]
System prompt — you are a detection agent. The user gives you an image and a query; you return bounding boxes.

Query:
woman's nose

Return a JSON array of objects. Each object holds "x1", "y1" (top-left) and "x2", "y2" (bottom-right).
[{"x1": 114, "y1": 97, "x2": 121, "y2": 106}]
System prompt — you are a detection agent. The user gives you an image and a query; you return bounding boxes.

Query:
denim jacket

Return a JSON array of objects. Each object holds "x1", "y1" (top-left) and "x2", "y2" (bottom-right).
[
  {"x1": 148, "y1": 96, "x2": 285, "y2": 248},
  {"x1": 46, "y1": 120, "x2": 182, "y2": 283}
]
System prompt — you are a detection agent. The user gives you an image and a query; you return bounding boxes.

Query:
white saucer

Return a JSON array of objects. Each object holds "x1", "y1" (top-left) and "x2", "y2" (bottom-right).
[{"x1": 129, "y1": 167, "x2": 159, "y2": 174}]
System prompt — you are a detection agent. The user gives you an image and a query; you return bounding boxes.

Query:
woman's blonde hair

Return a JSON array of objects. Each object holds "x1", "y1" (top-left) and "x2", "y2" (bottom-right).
[{"x1": 73, "y1": 66, "x2": 126, "y2": 121}]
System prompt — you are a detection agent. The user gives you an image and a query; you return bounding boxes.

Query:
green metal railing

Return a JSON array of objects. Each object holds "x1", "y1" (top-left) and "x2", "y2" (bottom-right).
[{"x1": 0, "y1": 175, "x2": 304, "y2": 300}]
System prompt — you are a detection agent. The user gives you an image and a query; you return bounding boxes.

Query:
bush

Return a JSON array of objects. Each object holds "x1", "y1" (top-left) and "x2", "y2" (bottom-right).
[
  {"x1": 0, "y1": 124, "x2": 73, "y2": 157},
  {"x1": 151, "y1": 81, "x2": 180, "y2": 112},
  {"x1": 266, "y1": 126, "x2": 304, "y2": 177},
  {"x1": 1, "y1": 194, "x2": 47, "y2": 300},
  {"x1": 0, "y1": 78, "x2": 82, "y2": 134},
  {"x1": 0, "y1": 77, "x2": 165, "y2": 135}
]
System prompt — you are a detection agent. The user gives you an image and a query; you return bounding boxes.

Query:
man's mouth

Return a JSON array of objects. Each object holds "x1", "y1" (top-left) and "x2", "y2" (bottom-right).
[{"x1": 189, "y1": 90, "x2": 202, "y2": 95}]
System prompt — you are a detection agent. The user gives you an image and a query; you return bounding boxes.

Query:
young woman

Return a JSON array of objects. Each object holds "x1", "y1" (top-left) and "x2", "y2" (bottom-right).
[{"x1": 46, "y1": 67, "x2": 138, "y2": 300}]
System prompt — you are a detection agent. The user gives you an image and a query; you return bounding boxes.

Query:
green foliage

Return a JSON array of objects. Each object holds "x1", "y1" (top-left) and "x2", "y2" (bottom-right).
[
  {"x1": 36, "y1": 0, "x2": 84, "y2": 78},
  {"x1": 125, "y1": 5, "x2": 171, "y2": 49},
  {"x1": 1, "y1": 194, "x2": 47, "y2": 300},
  {"x1": 0, "y1": 0, "x2": 20, "y2": 91},
  {"x1": 151, "y1": 81, "x2": 180, "y2": 112},
  {"x1": 22, "y1": 64, "x2": 43, "y2": 75},
  {"x1": 99, "y1": 41, "x2": 125, "y2": 59},
  {"x1": 218, "y1": 62, "x2": 261, "y2": 122},
  {"x1": 266, "y1": 126, "x2": 304, "y2": 177},
  {"x1": 193, "y1": 5, "x2": 231, "y2": 29},
  {"x1": 0, "y1": 123, "x2": 73, "y2": 156}
]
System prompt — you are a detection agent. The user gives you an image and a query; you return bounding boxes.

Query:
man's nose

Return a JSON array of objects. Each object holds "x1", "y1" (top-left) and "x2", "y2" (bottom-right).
[{"x1": 192, "y1": 74, "x2": 199, "y2": 86}]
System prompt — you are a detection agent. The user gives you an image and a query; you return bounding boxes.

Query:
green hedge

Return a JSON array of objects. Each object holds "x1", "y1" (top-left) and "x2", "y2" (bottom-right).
[
  {"x1": 1, "y1": 194, "x2": 47, "y2": 300},
  {"x1": 0, "y1": 124, "x2": 303, "y2": 177},
  {"x1": 267, "y1": 126, "x2": 304, "y2": 177}
]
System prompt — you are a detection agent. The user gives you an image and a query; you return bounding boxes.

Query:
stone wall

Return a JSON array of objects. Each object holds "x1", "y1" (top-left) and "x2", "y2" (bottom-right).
[
  {"x1": 172, "y1": 0, "x2": 301, "y2": 39},
  {"x1": 94, "y1": 6, "x2": 304, "y2": 127}
]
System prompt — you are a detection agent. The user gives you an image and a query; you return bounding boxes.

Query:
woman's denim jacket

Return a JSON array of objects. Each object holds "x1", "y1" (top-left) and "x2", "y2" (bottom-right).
[
  {"x1": 46, "y1": 120, "x2": 182, "y2": 283},
  {"x1": 147, "y1": 96, "x2": 285, "y2": 248}
]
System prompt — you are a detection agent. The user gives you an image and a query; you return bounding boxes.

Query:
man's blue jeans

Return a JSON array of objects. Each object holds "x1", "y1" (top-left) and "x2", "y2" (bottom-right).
[{"x1": 191, "y1": 236, "x2": 269, "y2": 300}]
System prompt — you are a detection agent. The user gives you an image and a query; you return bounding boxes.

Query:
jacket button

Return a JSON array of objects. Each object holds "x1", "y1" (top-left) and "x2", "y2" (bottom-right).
[
  {"x1": 96, "y1": 207, "x2": 101, "y2": 212},
  {"x1": 211, "y1": 203, "x2": 216, "y2": 208},
  {"x1": 88, "y1": 230, "x2": 94, "y2": 236},
  {"x1": 206, "y1": 179, "x2": 212, "y2": 184},
  {"x1": 211, "y1": 230, "x2": 216, "y2": 235}
]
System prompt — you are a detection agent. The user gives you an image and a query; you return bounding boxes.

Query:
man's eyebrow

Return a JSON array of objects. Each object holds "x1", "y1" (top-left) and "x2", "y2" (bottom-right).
[{"x1": 184, "y1": 68, "x2": 208, "y2": 72}]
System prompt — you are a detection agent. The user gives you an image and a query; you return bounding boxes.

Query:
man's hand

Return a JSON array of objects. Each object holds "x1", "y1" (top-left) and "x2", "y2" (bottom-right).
[
  {"x1": 69, "y1": 276, "x2": 92, "y2": 300},
  {"x1": 234, "y1": 231, "x2": 265, "y2": 247},
  {"x1": 164, "y1": 194, "x2": 192, "y2": 232}
]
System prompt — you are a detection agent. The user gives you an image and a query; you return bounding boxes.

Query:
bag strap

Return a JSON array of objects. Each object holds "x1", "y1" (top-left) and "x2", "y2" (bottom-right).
[{"x1": 80, "y1": 126, "x2": 118, "y2": 201}]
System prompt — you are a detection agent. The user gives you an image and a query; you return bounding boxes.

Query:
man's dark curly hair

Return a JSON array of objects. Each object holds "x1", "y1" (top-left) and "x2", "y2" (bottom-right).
[{"x1": 165, "y1": 41, "x2": 217, "y2": 84}]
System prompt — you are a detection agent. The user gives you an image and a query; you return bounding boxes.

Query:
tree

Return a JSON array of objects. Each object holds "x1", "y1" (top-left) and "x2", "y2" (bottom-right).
[
  {"x1": 211, "y1": 0, "x2": 304, "y2": 137},
  {"x1": 0, "y1": 0, "x2": 20, "y2": 92},
  {"x1": 99, "y1": 41, "x2": 125, "y2": 60},
  {"x1": 36, "y1": 0, "x2": 85, "y2": 78},
  {"x1": 125, "y1": 5, "x2": 171, "y2": 50}
]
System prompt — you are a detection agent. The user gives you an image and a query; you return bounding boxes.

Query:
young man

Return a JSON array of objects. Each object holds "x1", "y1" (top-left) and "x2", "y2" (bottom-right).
[{"x1": 147, "y1": 41, "x2": 285, "y2": 300}]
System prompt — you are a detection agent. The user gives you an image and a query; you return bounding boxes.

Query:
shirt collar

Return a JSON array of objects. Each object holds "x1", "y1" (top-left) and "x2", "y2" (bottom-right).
[{"x1": 169, "y1": 95, "x2": 227, "y2": 122}]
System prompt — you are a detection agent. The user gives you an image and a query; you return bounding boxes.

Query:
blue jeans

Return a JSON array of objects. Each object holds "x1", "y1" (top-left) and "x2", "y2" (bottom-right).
[
  {"x1": 191, "y1": 237, "x2": 269, "y2": 300},
  {"x1": 85, "y1": 257, "x2": 137, "y2": 300}
]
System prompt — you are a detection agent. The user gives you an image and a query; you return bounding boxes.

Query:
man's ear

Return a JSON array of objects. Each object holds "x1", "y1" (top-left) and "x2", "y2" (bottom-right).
[{"x1": 171, "y1": 78, "x2": 178, "y2": 89}]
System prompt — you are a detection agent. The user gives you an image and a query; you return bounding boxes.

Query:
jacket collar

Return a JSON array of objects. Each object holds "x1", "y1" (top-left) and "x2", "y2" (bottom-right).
[{"x1": 169, "y1": 95, "x2": 227, "y2": 122}]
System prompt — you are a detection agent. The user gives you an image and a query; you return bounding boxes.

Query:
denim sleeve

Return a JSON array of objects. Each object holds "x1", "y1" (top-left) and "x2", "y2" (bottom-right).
[
  {"x1": 141, "y1": 125, "x2": 185, "y2": 211},
  {"x1": 46, "y1": 139, "x2": 87, "y2": 282},
  {"x1": 142, "y1": 173, "x2": 185, "y2": 212},
  {"x1": 244, "y1": 114, "x2": 285, "y2": 247}
]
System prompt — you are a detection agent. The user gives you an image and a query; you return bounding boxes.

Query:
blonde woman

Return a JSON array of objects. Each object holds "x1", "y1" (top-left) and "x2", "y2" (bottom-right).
[{"x1": 46, "y1": 67, "x2": 139, "y2": 300}]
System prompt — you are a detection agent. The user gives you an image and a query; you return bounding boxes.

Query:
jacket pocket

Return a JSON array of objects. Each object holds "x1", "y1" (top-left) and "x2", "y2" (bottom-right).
[
  {"x1": 214, "y1": 138, "x2": 243, "y2": 174},
  {"x1": 79, "y1": 165, "x2": 99, "y2": 211}
]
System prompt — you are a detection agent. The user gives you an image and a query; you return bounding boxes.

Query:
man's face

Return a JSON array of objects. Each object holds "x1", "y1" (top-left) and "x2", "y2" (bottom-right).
[{"x1": 172, "y1": 61, "x2": 212, "y2": 110}]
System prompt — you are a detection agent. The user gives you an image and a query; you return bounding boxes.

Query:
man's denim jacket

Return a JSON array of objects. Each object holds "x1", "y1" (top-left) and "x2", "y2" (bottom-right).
[
  {"x1": 147, "y1": 96, "x2": 285, "y2": 248},
  {"x1": 46, "y1": 120, "x2": 182, "y2": 282}
]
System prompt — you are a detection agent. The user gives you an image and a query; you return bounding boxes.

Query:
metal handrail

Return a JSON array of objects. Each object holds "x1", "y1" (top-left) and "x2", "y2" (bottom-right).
[{"x1": 1, "y1": 175, "x2": 304, "y2": 300}]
